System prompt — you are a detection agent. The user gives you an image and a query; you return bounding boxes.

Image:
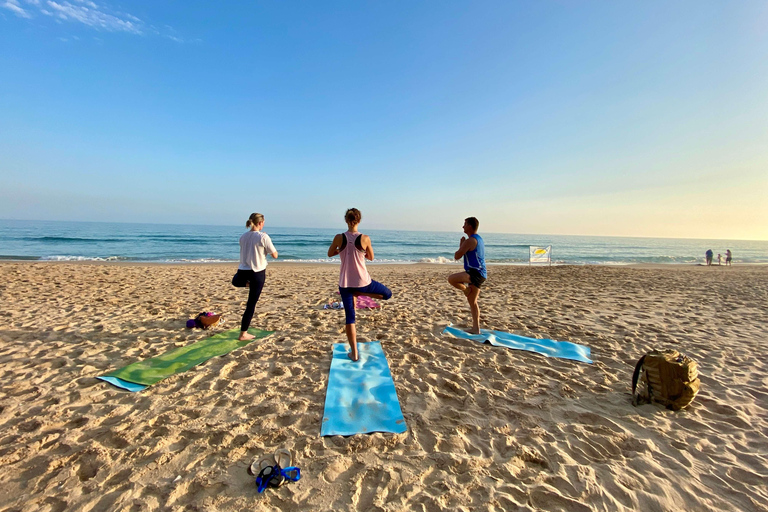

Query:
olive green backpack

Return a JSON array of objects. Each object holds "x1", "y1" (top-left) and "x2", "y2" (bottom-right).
[{"x1": 632, "y1": 349, "x2": 700, "y2": 410}]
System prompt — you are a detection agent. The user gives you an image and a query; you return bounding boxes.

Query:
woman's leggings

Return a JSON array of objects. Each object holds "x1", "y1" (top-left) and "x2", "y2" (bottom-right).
[
  {"x1": 338, "y1": 280, "x2": 392, "y2": 324},
  {"x1": 232, "y1": 269, "x2": 266, "y2": 332}
]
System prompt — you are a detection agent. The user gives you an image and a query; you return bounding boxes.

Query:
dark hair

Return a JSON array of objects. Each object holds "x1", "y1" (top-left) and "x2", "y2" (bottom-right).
[
  {"x1": 465, "y1": 217, "x2": 479, "y2": 231},
  {"x1": 345, "y1": 208, "x2": 362, "y2": 225},
  {"x1": 246, "y1": 213, "x2": 264, "y2": 228}
]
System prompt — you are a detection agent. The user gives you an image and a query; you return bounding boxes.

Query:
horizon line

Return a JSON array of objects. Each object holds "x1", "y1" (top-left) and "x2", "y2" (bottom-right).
[{"x1": 1, "y1": 218, "x2": 766, "y2": 243}]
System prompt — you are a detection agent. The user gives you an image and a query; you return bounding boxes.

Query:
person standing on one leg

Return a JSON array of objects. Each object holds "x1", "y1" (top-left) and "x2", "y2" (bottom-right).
[
  {"x1": 232, "y1": 213, "x2": 278, "y2": 341},
  {"x1": 448, "y1": 217, "x2": 486, "y2": 334},
  {"x1": 327, "y1": 208, "x2": 392, "y2": 362}
]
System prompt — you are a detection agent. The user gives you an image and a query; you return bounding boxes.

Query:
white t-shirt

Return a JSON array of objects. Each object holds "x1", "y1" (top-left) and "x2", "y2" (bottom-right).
[{"x1": 238, "y1": 231, "x2": 277, "y2": 272}]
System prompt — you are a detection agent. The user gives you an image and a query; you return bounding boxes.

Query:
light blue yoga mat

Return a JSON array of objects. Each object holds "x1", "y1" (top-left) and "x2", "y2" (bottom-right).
[
  {"x1": 321, "y1": 341, "x2": 407, "y2": 436},
  {"x1": 442, "y1": 325, "x2": 593, "y2": 364},
  {"x1": 98, "y1": 376, "x2": 148, "y2": 392}
]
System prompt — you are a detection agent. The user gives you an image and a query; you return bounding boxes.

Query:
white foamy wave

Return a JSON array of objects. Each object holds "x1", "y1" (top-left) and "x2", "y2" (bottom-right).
[
  {"x1": 164, "y1": 258, "x2": 237, "y2": 263},
  {"x1": 417, "y1": 256, "x2": 457, "y2": 264},
  {"x1": 41, "y1": 255, "x2": 124, "y2": 261}
]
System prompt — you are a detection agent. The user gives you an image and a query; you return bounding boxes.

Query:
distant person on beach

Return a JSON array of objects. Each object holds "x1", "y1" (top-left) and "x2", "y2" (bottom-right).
[
  {"x1": 448, "y1": 217, "x2": 486, "y2": 334},
  {"x1": 232, "y1": 213, "x2": 278, "y2": 341},
  {"x1": 327, "y1": 208, "x2": 392, "y2": 362},
  {"x1": 726, "y1": 249, "x2": 732, "y2": 266},
  {"x1": 717, "y1": 253, "x2": 722, "y2": 265},
  {"x1": 705, "y1": 249, "x2": 713, "y2": 266}
]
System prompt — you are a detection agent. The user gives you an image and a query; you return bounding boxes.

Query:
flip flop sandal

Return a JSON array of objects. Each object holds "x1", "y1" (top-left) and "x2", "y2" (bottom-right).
[
  {"x1": 255, "y1": 459, "x2": 284, "y2": 493},
  {"x1": 268, "y1": 448, "x2": 292, "y2": 488},
  {"x1": 274, "y1": 448, "x2": 292, "y2": 469},
  {"x1": 248, "y1": 455, "x2": 275, "y2": 477}
]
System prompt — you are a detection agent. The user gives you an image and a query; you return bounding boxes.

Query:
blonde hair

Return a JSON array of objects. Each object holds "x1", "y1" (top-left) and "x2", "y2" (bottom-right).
[{"x1": 246, "y1": 213, "x2": 264, "y2": 228}]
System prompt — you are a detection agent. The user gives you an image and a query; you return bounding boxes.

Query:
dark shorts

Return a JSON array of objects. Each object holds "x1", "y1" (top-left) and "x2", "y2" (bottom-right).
[{"x1": 467, "y1": 268, "x2": 486, "y2": 288}]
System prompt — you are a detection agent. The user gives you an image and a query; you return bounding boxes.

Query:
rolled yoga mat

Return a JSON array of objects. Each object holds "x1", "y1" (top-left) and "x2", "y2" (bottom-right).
[
  {"x1": 98, "y1": 328, "x2": 274, "y2": 391},
  {"x1": 321, "y1": 341, "x2": 407, "y2": 436}
]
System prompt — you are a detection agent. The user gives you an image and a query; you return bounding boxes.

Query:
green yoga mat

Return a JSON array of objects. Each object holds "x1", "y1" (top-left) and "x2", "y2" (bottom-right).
[{"x1": 99, "y1": 328, "x2": 273, "y2": 390}]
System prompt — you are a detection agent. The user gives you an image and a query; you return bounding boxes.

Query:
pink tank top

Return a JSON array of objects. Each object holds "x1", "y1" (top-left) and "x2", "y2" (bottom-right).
[{"x1": 339, "y1": 231, "x2": 372, "y2": 288}]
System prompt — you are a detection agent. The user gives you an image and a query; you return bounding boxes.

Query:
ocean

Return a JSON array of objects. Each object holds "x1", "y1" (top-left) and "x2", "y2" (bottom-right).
[{"x1": 0, "y1": 219, "x2": 766, "y2": 265}]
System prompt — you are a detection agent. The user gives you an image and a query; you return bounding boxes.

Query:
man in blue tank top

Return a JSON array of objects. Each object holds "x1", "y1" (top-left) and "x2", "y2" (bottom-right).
[{"x1": 448, "y1": 217, "x2": 487, "y2": 334}]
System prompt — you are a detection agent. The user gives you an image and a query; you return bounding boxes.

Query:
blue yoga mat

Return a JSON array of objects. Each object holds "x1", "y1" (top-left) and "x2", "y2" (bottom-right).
[
  {"x1": 97, "y1": 376, "x2": 148, "y2": 392},
  {"x1": 321, "y1": 341, "x2": 407, "y2": 436},
  {"x1": 442, "y1": 325, "x2": 593, "y2": 364}
]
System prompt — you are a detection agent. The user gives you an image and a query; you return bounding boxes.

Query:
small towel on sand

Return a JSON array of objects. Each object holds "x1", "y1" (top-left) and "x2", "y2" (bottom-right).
[
  {"x1": 98, "y1": 328, "x2": 274, "y2": 391},
  {"x1": 321, "y1": 341, "x2": 407, "y2": 436},
  {"x1": 442, "y1": 325, "x2": 592, "y2": 364},
  {"x1": 354, "y1": 295, "x2": 380, "y2": 309}
]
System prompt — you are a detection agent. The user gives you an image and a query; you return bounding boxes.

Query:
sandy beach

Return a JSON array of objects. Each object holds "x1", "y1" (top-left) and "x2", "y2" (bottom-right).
[{"x1": 0, "y1": 261, "x2": 766, "y2": 511}]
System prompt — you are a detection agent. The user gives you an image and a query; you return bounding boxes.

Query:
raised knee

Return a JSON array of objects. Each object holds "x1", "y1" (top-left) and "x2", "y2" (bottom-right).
[{"x1": 382, "y1": 289, "x2": 392, "y2": 300}]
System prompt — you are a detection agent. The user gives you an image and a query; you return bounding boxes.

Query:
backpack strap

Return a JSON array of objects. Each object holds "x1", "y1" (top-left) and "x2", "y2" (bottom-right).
[{"x1": 631, "y1": 354, "x2": 647, "y2": 397}]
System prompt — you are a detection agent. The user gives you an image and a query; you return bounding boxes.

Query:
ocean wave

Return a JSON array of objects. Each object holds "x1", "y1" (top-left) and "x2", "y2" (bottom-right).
[
  {"x1": 3, "y1": 221, "x2": 767, "y2": 265},
  {"x1": 483, "y1": 243, "x2": 538, "y2": 249},
  {"x1": 22, "y1": 236, "x2": 124, "y2": 243},
  {"x1": 40, "y1": 255, "x2": 128, "y2": 261},
  {"x1": 278, "y1": 258, "x2": 415, "y2": 264},
  {"x1": 163, "y1": 258, "x2": 237, "y2": 263},
  {"x1": 144, "y1": 237, "x2": 220, "y2": 244},
  {"x1": 417, "y1": 256, "x2": 457, "y2": 264},
  {"x1": 280, "y1": 258, "x2": 339, "y2": 264},
  {"x1": 268, "y1": 241, "x2": 331, "y2": 248}
]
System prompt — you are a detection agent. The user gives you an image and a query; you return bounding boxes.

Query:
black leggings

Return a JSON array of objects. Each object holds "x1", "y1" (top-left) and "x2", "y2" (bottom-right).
[{"x1": 232, "y1": 269, "x2": 266, "y2": 332}]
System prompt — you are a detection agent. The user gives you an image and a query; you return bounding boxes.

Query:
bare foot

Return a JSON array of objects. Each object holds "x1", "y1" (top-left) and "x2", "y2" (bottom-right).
[
  {"x1": 239, "y1": 332, "x2": 255, "y2": 341},
  {"x1": 467, "y1": 328, "x2": 481, "y2": 335},
  {"x1": 348, "y1": 351, "x2": 359, "y2": 362}
]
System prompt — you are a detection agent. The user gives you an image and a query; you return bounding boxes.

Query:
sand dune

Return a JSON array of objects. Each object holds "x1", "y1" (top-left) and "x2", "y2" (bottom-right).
[{"x1": 0, "y1": 262, "x2": 766, "y2": 511}]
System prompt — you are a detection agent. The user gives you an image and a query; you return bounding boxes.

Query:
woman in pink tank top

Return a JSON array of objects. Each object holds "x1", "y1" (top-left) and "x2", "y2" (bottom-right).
[{"x1": 327, "y1": 208, "x2": 392, "y2": 361}]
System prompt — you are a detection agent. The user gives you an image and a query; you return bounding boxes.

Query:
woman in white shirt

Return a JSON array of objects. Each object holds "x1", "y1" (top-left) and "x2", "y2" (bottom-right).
[{"x1": 232, "y1": 213, "x2": 278, "y2": 340}]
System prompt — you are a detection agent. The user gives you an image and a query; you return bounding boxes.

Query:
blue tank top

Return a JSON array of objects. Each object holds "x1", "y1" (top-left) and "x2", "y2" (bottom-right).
[{"x1": 464, "y1": 234, "x2": 487, "y2": 278}]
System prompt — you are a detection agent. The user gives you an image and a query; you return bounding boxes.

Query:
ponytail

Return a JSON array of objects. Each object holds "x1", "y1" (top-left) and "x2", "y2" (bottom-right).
[{"x1": 246, "y1": 213, "x2": 264, "y2": 228}]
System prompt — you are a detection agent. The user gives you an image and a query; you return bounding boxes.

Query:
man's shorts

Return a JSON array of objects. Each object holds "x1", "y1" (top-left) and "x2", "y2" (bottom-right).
[{"x1": 467, "y1": 268, "x2": 486, "y2": 288}]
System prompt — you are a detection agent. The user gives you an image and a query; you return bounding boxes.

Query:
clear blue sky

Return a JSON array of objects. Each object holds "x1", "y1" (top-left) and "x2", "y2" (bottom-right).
[{"x1": 2, "y1": 1, "x2": 767, "y2": 239}]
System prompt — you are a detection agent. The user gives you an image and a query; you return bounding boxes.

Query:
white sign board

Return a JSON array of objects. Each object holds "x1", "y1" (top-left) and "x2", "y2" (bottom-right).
[{"x1": 529, "y1": 246, "x2": 552, "y2": 264}]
